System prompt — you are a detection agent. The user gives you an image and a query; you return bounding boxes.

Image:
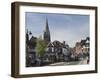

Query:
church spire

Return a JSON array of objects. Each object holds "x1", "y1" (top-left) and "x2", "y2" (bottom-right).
[
  {"x1": 44, "y1": 18, "x2": 51, "y2": 44},
  {"x1": 46, "y1": 18, "x2": 49, "y2": 32}
]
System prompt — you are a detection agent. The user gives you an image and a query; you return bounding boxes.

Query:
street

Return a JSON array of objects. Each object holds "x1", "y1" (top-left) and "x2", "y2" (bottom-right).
[{"x1": 48, "y1": 57, "x2": 88, "y2": 66}]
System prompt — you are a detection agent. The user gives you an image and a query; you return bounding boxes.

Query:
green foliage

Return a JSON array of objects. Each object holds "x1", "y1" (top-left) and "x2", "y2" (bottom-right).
[
  {"x1": 30, "y1": 38, "x2": 37, "y2": 49},
  {"x1": 35, "y1": 37, "x2": 46, "y2": 57}
]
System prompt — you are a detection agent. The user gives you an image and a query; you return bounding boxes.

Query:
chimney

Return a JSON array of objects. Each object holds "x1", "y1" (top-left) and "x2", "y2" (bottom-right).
[{"x1": 63, "y1": 41, "x2": 65, "y2": 45}]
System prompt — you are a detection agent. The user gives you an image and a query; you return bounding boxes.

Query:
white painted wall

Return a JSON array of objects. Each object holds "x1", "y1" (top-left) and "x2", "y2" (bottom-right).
[{"x1": 0, "y1": 0, "x2": 99, "y2": 80}]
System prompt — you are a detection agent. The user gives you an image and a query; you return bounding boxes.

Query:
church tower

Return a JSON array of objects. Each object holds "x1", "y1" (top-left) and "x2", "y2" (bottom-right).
[{"x1": 44, "y1": 19, "x2": 51, "y2": 45}]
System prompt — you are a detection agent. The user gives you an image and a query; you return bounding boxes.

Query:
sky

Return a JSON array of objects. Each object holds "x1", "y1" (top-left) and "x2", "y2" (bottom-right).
[{"x1": 25, "y1": 12, "x2": 90, "y2": 47}]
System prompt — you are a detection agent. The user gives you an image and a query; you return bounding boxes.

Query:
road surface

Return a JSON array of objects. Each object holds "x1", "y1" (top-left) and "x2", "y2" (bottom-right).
[{"x1": 48, "y1": 57, "x2": 88, "y2": 66}]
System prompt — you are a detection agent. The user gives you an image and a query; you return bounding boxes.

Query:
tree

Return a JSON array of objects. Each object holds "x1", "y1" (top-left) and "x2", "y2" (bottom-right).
[
  {"x1": 26, "y1": 29, "x2": 29, "y2": 45},
  {"x1": 29, "y1": 36, "x2": 37, "y2": 49},
  {"x1": 35, "y1": 36, "x2": 46, "y2": 57}
]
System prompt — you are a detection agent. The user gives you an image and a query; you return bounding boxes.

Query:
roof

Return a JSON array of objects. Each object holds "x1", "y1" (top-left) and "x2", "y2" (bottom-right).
[
  {"x1": 29, "y1": 36, "x2": 37, "y2": 42},
  {"x1": 47, "y1": 40, "x2": 67, "y2": 48},
  {"x1": 47, "y1": 42, "x2": 54, "y2": 47},
  {"x1": 80, "y1": 37, "x2": 90, "y2": 46}
]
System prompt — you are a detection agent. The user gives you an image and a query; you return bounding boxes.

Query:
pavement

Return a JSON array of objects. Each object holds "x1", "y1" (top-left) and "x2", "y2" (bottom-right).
[{"x1": 48, "y1": 57, "x2": 88, "y2": 66}]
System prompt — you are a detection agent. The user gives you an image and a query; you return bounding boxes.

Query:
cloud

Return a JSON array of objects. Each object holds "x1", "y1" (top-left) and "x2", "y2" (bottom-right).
[
  {"x1": 26, "y1": 12, "x2": 89, "y2": 47},
  {"x1": 50, "y1": 23, "x2": 89, "y2": 47}
]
